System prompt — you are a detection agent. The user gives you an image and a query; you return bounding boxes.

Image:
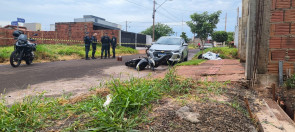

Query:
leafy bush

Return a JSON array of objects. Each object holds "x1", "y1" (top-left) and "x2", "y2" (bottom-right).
[{"x1": 285, "y1": 75, "x2": 295, "y2": 89}]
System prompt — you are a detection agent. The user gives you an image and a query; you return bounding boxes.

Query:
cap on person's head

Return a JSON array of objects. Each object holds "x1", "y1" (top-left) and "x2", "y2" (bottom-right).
[{"x1": 86, "y1": 32, "x2": 89, "y2": 34}]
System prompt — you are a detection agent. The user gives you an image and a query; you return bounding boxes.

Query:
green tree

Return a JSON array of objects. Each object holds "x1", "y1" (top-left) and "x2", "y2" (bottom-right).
[
  {"x1": 227, "y1": 32, "x2": 234, "y2": 42},
  {"x1": 211, "y1": 31, "x2": 228, "y2": 43},
  {"x1": 180, "y1": 32, "x2": 189, "y2": 43},
  {"x1": 186, "y1": 11, "x2": 222, "y2": 46},
  {"x1": 141, "y1": 23, "x2": 174, "y2": 41}
]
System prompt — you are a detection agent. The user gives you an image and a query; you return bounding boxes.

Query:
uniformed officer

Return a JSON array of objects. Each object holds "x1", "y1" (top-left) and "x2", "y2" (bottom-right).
[
  {"x1": 91, "y1": 33, "x2": 98, "y2": 59},
  {"x1": 110, "y1": 33, "x2": 117, "y2": 59},
  {"x1": 84, "y1": 32, "x2": 91, "y2": 60},
  {"x1": 101, "y1": 32, "x2": 110, "y2": 59}
]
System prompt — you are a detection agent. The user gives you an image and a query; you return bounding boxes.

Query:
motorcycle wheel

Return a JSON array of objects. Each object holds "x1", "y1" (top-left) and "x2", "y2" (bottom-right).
[
  {"x1": 25, "y1": 59, "x2": 32, "y2": 65},
  {"x1": 10, "y1": 51, "x2": 21, "y2": 67}
]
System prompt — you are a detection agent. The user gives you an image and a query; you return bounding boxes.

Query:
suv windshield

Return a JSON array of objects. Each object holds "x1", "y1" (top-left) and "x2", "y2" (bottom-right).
[{"x1": 155, "y1": 37, "x2": 181, "y2": 45}]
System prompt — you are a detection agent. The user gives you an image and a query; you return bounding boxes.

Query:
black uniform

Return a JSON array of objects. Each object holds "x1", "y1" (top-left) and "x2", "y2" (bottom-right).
[
  {"x1": 91, "y1": 36, "x2": 97, "y2": 58},
  {"x1": 110, "y1": 36, "x2": 117, "y2": 58},
  {"x1": 101, "y1": 35, "x2": 110, "y2": 59},
  {"x1": 84, "y1": 35, "x2": 91, "y2": 60}
]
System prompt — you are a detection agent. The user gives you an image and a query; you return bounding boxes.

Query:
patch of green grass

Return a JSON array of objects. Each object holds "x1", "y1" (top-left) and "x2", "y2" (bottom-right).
[
  {"x1": 116, "y1": 46, "x2": 139, "y2": 54},
  {"x1": 0, "y1": 93, "x2": 72, "y2": 131},
  {"x1": 0, "y1": 46, "x2": 14, "y2": 63},
  {"x1": 194, "y1": 47, "x2": 238, "y2": 59},
  {"x1": 176, "y1": 59, "x2": 206, "y2": 66},
  {"x1": 0, "y1": 66, "x2": 194, "y2": 131},
  {"x1": 197, "y1": 80, "x2": 230, "y2": 95},
  {"x1": 0, "y1": 44, "x2": 138, "y2": 63},
  {"x1": 188, "y1": 43, "x2": 198, "y2": 49}
]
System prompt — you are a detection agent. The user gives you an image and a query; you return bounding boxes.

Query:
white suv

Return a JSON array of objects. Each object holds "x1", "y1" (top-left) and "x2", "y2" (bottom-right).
[{"x1": 148, "y1": 36, "x2": 189, "y2": 63}]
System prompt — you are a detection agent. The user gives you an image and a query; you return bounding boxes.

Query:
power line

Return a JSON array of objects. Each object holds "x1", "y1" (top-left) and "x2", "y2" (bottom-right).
[
  {"x1": 158, "y1": 7, "x2": 182, "y2": 21},
  {"x1": 125, "y1": 0, "x2": 150, "y2": 9},
  {"x1": 157, "y1": 11, "x2": 180, "y2": 22}
]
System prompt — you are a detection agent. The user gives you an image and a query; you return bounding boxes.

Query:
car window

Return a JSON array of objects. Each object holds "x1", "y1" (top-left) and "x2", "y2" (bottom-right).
[{"x1": 156, "y1": 37, "x2": 181, "y2": 45}]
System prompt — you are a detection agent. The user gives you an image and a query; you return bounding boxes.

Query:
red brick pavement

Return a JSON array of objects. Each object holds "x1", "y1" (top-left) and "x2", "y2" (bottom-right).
[{"x1": 176, "y1": 59, "x2": 245, "y2": 82}]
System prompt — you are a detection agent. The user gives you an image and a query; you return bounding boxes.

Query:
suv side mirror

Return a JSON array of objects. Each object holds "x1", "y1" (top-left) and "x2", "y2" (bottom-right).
[{"x1": 183, "y1": 43, "x2": 188, "y2": 46}]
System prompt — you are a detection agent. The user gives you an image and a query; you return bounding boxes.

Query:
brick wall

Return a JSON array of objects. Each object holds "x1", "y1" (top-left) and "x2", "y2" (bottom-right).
[
  {"x1": 268, "y1": 0, "x2": 295, "y2": 74},
  {"x1": 0, "y1": 22, "x2": 119, "y2": 46}
]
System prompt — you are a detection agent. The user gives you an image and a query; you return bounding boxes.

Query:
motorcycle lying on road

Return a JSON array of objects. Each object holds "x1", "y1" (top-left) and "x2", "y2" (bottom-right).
[
  {"x1": 125, "y1": 55, "x2": 171, "y2": 71},
  {"x1": 10, "y1": 30, "x2": 37, "y2": 67}
]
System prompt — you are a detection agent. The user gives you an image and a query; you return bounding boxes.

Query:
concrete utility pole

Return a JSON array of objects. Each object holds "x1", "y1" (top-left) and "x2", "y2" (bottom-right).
[
  {"x1": 153, "y1": 0, "x2": 155, "y2": 41},
  {"x1": 182, "y1": 16, "x2": 184, "y2": 33},
  {"x1": 152, "y1": 0, "x2": 172, "y2": 41},
  {"x1": 237, "y1": 7, "x2": 239, "y2": 25},
  {"x1": 126, "y1": 20, "x2": 128, "y2": 32},
  {"x1": 224, "y1": 13, "x2": 227, "y2": 32}
]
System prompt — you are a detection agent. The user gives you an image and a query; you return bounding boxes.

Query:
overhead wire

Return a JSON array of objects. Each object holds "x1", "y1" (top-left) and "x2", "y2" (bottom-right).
[
  {"x1": 122, "y1": 0, "x2": 240, "y2": 33},
  {"x1": 125, "y1": 0, "x2": 150, "y2": 9}
]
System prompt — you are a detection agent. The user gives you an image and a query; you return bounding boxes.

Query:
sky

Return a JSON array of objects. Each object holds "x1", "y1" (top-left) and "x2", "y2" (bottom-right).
[{"x1": 0, "y1": 0, "x2": 241, "y2": 38}]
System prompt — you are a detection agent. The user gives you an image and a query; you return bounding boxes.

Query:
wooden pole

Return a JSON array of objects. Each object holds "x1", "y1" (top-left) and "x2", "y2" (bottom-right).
[
  {"x1": 271, "y1": 83, "x2": 276, "y2": 101},
  {"x1": 244, "y1": 98, "x2": 254, "y2": 119}
]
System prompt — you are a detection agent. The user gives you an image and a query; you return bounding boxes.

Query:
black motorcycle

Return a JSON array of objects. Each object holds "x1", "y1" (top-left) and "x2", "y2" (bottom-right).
[
  {"x1": 125, "y1": 55, "x2": 170, "y2": 71},
  {"x1": 10, "y1": 30, "x2": 37, "y2": 67}
]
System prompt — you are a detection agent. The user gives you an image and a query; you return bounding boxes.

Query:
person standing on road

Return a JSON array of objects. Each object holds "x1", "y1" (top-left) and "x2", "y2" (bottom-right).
[
  {"x1": 91, "y1": 33, "x2": 98, "y2": 59},
  {"x1": 84, "y1": 32, "x2": 91, "y2": 60},
  {"x1": 101, "y1": 32, "x2": 110, "y2": 59},
  {"x1": 110, "y1": 33, "x2": 117, "y2": 59}
]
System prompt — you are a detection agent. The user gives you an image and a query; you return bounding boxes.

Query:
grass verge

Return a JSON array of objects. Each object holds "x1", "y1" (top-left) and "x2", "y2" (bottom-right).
[
  {"x1": 176, "y1": 59, "x2": 206, "y2": 66},
  {"x1": 0, "y1": 44, "x2": 138, "y2": 63},
  {"x1": 0, "y1": 67, "x2": 194, "y2": 131},
  {"x1": 194, "y1": 47, "x2": 238, "y2": 59}
]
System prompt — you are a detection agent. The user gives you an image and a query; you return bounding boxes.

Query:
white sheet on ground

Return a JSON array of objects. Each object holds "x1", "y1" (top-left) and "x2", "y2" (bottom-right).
[{"x1": 202, "y1": 51, "x2": 222, "y2": 60}]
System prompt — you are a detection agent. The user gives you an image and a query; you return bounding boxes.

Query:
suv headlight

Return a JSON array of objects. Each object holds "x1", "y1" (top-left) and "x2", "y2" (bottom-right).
[{"x1": 149, "y1": 49, "x2": 155, "y2": 52}]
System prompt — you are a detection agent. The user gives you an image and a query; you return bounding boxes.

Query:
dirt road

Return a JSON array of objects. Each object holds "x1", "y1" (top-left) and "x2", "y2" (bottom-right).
[{"x1": 0, "y1": 49, "x2": 199, "y2": 96}]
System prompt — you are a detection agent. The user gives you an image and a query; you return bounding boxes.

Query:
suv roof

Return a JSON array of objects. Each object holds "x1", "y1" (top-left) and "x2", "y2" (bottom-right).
[{"x1": 160, "y1": 36, "x2": 182, "y2": 39}]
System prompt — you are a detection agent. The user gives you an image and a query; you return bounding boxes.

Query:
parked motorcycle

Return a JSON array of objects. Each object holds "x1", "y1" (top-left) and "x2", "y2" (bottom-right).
[{"x1": 10, "y1": 30, "x2": 37, "y2": 67}]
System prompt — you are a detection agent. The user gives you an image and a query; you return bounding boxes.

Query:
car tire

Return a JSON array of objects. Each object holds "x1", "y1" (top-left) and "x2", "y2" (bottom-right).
[
  {"x1": 184, "y1": 55, "x2": 188, "y2": 62},
  {"x1": 167, "y1": 61, "x2": 176, "y2": 66}
]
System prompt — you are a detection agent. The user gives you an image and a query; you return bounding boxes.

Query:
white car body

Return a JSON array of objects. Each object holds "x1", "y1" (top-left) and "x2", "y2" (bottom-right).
[{"x1": 148, "y1": 36, "x2": 189, "y2": 62}]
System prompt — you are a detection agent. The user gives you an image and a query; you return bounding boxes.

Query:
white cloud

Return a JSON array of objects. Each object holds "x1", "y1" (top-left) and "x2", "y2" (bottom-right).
[{"x1": 0, "y1": 21, "x2": 10, "y2": 27}]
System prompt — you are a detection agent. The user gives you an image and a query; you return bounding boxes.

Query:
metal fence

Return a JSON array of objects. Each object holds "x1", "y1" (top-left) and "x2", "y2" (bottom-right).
[{"x1": 121, "y1": 31, "x2": 147, "y2": 49}]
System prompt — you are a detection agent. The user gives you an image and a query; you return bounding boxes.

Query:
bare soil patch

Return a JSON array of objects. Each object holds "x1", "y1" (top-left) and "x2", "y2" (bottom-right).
[
  {"x1": 139, "y1": 59, "x2": 260, "y2": 132},
  {"x1": 140, "y1": 84, "x2": 260, "y2": 132}
]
